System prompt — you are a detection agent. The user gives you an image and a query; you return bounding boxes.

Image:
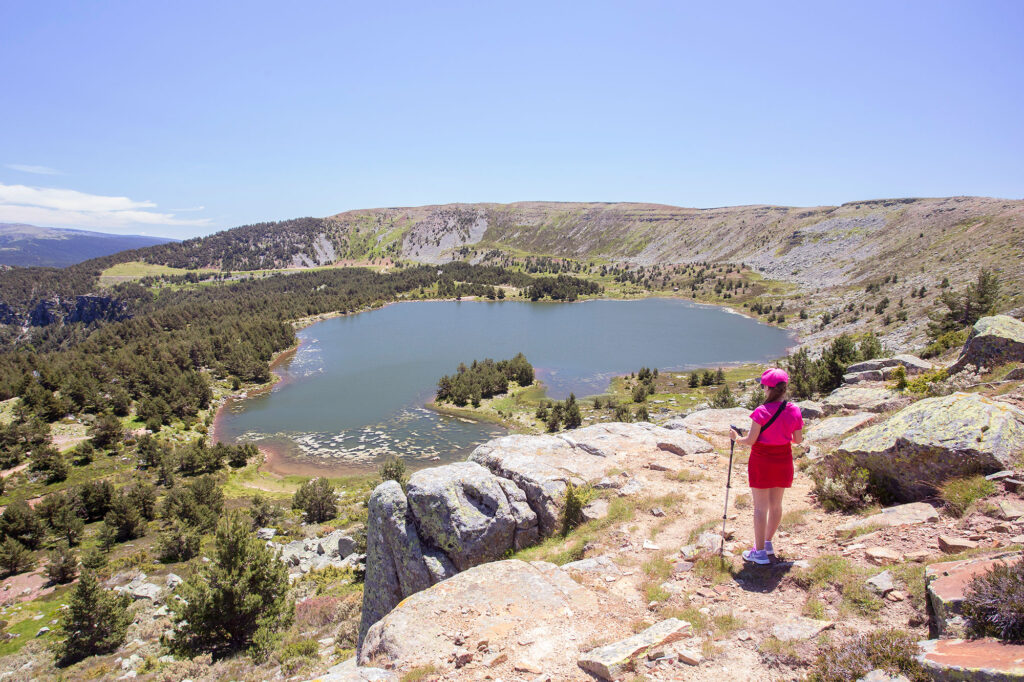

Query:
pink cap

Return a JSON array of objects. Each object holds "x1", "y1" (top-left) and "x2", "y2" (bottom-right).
[{"x1": 760, "y1": 368, "x2": 789, "y2": 388}]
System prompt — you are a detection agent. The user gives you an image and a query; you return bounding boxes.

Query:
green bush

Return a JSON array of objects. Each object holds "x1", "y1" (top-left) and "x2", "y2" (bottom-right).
[
  {"x1": 0, "y1": 499, "x2": 45, "y2": 549},
  {"x1": 47, "y1": 542, "x2": 78, "y2": 584},
  {"x1": 811, "y1": 456, "x2": 874, "y2": 512},
  {"x1": 940, "y1": 475, "x2": 996, "y2": 517},
  {"x1": 157, "y1": 521, "x2": 201, "y2": 562},
  {"x1": 561, "y1": 483, "x2": 594, "y2": 536},
  {"x1": 963, "y1": 557, "x2": 1024, "y2": 641},
  {"x1": 292, "y1": 477, "x2": 337, "y2": 523},
  {"x1": 0, "y1": 537, "x2": 34, "y2": 577},
  {"x1": 710, "y1": 383, "x2": 738, "y2": 408},
  {"x1": 890, "y1": 365, "x2": 908, "y2": 390},
  {"x1": 52, "y1": 570, "x2": 131, "y2": 666},
  {"x1": 809, "y1": 629, "x2": 927, "y2": 682},
  {"x1": 378, "y1": 456, "x2": 408, "y2": 490},
  {"x1": 921, "y1": 329, "x2": 968, "y2": 359},
  {"x1": 278, "y1": 638, "x2": 318, "y2": 662}
]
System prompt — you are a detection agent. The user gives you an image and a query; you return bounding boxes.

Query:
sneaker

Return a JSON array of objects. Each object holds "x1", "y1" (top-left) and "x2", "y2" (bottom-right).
[
  {"x1": 764, "y1": 540, "x2": 775, "y2": 556},
  {"x1": 742, "y1": 548, "x2": 770, "y2": 565}
]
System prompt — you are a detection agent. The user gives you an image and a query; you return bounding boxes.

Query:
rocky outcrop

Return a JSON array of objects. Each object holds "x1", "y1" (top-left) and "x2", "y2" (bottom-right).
[
  {"x1": 952, "y1": 315, "x2": 1024, "y2": 372},
  {"x1": 926, "y1": 552, "x2": 1022, "y2": 638},
  {"x1": 847, "y1": 354, "x2": 933, "y2": 375},
  {"x1": 664, "y1": 407, "x2": 750, "y2": 438},
  {"x1": 358, "y1": 422, "x2": 709, "y2": 649},
  {"x1": 836, "y1": 393, "x2": 1024, "y2": 500},
  {"x1": 273, "y1": 529, "x2": 359, "y2": 575},
  {"x1": 823, "y1": 385, "x2": 910, "y2": 414},
  {"x1": 804, "y1": 412, "x2": 876, "y2": 442},
  {"x1": 578, "y1": 618, "x2": 692, "y2": 680},
  {"x1": 917, "y1": 638, "x2": 1024, "y2": 680},
  {"x1": 359, "y1": 560, "x2": 612, "y2": 678},
  {"x1": 836, "y1": 502, "x2": 938, "y2": 536},
  {"x1": 1, "y1": 295, "x2": 132, "y2": 328}
]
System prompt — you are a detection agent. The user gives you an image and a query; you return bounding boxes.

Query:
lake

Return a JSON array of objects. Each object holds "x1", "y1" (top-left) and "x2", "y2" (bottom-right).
[{"x1": 213, "y1": 298, "x2": 795, "y2": 474}]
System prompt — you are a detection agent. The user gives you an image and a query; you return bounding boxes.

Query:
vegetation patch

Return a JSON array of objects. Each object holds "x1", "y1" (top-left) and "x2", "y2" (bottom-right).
[
  {"x1": 808, "y1": 629, "x2": 927, "y2": 682},
  {"x1": 939, "y1": 475, "x2": 996, "y2": 517},
  {"x1": 963, "y1": 556, "x2": 1024, "y2": 641}
]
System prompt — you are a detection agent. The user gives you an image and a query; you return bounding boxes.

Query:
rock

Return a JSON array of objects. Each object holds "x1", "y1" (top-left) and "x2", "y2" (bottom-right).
[
  {"x1": 358, "y1": 481, "x2": 435, "y2": 648},
  {"x1": 312, "y1": 658, "x2": 398, "y2": 681},
  {"x1": 823, "y1": 385, "x2": 910, "y2": 414},
  {"x1": 844, "y1": 369, "x2": 885, "y2": 384},
  {"x1": 770, "y1": 616, "x2": 834, "y2": 641},
  {"x1": 858, "y1": 670, "x2": 910, "y2": 682},
  {"x1": 577, "y1": 618, "x2": 691, "y2": 680},
  {"x1": 563, "y1": 555, "x2": 622, "y2": 577},
  {"x1": 359, "y1": 560, "x2": 608, "y2": 673},
  {"x1": 805, "y1": 412, "x2": 877, "y2": 442},
  {"x1": 865, "y1": 547, "x2": 903, "y2": 565},
  {"x1": 696, "y1": 532, "x2": 724, "y2": 553},
  {"x1": 865, "y1": 570, "x2": 895, "y2": 594},
  {"x1": 406, "y1": 462, "x2": 531, "y2": 571},
  {"x1": 642, "y1": 540, "x2": 661, "y2": 551},
  {"x1": 836, "y1": 393, "x2": 1024, "y2": 501},
  {"x1": 256, "y1": 527, "x2": 276, "y2": 540},
  {"x1": 669, "y1": 643, "x2": 704, "y2": 665},
  {"x1": 939, "y1": 535, "x2": 979, "y2": 553},
  {"x1": 952, "y1": 315, "x2": 1024, "y2": 373},
  {"x1": 847, "y1": 355, "x2": 933, "y2": 375},
  {"x1": 836, "y1": 502, "x2": 939, "y2": 535},
  {"x1": 998, "y1": 499, "x2": 1024, "y2": 520},
  {"x1": 35, "y1": 627, "x2": 49, "y2": 637},
  {"x1": 617, "y1": 479, "x2": 646, "y2": 497},
  {"x1": 581, "y1": 498, "x2": 609, "y2": 523},
  {"x1": 917, "y1": 638, "x2": 1024, "y2": 680},
  {"x1": 482, "y1": 651, "x2": 507, "y2": 667},
  {"x1": 926, "y1": 552, "x2": 1022, "y2": 637},
  {"x1": 318, "y1": 529, "x2": 357, "y2": 558},
  {"x1": 795, "y1": 400, "x2": 825, "y2": 419},
  {"x1": 129, "y1": 583, "x2": 162, "y2": 601},
  {"x1": 165, "y1": 573, "x2": 182, "y2": 590},
  {"x1": 986, "y1": 470, "x2": 1016, "y2": 481},
  {"x1": 664, "y1": 407, "x2": 750, "y2": 439}
]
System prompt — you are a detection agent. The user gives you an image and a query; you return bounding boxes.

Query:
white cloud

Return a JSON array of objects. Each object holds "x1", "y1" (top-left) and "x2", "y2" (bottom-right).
[
  {"x1": 0, "y1": 183, "x2": 211, "y2": 232},
  {"x1": 6, "y1": 164, "x2": 63, "y2": 175}
]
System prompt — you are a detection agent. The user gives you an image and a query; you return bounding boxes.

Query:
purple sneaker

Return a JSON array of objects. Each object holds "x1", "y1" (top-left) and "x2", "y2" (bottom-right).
[
  {"x1": 765, "y1": 540, "x2": 775, "y2": 556},
  {"x1": 742, "y1": 548, "x2": 770, "y2": 565}
]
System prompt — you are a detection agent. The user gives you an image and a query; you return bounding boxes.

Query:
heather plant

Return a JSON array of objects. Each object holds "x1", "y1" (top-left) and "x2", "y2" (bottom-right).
[
  {"x1": 809, "y1": 629, "x2": 927, "y2": 682},
  {"x1": 962, "y1": 557, "x2": 1024, "y2": 641}
]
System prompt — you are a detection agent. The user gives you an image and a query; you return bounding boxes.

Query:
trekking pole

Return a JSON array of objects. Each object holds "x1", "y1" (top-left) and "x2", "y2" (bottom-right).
[{"x1": 720, "y1": 425, "x2": 745, "y2": 562}]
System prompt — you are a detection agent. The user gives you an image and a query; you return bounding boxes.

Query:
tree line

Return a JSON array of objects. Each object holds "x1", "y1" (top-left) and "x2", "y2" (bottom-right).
[{"x1": 435, "y1": 353, "x2": 535, "y2": 407}]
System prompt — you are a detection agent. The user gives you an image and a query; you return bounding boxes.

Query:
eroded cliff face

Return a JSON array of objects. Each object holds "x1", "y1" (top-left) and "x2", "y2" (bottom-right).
[
  {"x1": 0, "y1": 295, "x2": 131, "y2": 327},
  {"x1": 356, "y1": 422, "x2": 714, "y2": 649}
]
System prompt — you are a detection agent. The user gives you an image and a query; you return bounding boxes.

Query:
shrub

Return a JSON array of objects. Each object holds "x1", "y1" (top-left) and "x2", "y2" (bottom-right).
[
  {"x1": 278, "y1": 638, "x2": 318, "y2": 663},
  {"x1": 963, "y1": 557, "x2": 1024, "y2": 641},
  {"x1": 0, "y1": 537, "x2": 34, "y2": 576},
  {"x1": 710, "y1": 384, "x2": 738, "y2": 408},
  {"x1": 292, "y1": 477, "x2": 337, "y2": 523},
  {"x1": 890, "y1": 365, "x2": 908, "y2": 390},
  {"x1": 906, "y1": 368, "x2": 948, "y2": 394},
  {"x1": 811, "y1": 455, "x2": 874, "y2": 512},
  {"x1": 921, "y1": 328, "x2": 969, "y2": 359},
  {"x1": 940, "y1": 475, "x2": 996, "y2": 517},
  {"x1": 172, "y1": 511, "x2": 293, "y2": 658},
  {"x1": 295, "y1": 595, "x2": 342, "y2": 628},
  {"x1": 157, "y1": 521, "x2": 201, "y2": 562},
  {"x1": 89, "y1": 413, "x2": 124, "y2": 450},
  {"x1": 808, "y1": 629, "x2": 927, "y2": 682},
  {"x1": 378, "y1": 456, "x2": 408, "y2": 489},
  {"x1": 52, "y1": 570, "x2": 131, "y2": 666},
  {"x1": 250, "y1": 493, "x2": 284, "y2": 529},
  {"x1": 103, "y1": 491, "x2": 147, "y2": 542},
  {"x1": 614, "y1": 404, "x2": 632, "y2": 422},
  {"x1": 561, "y1": 483, "x2": 594, "y2": 536},
  {"x1": 0, "y1": 499, "x2": 45, "y2": 549},
  {"x1": 744, "y1": 385, "x2": 766, "y2": 410},
  {"x1": 859, "y1": 332, "x2": 883, "y2": 360},
  {"x1": 30, "y1": 445, "x2": 68, "y2": 483},
  {"x1": 635, "y1": 405, "x2": 650, "y2": 422},
  {"x1": 161, "y1": 474, "x2": 223, "y2": 530},
  {"x1": 47, "y1": 542, "x2": 78, "y2": 584},
  {"x1": 74, "y1": 479, "x2": 115, "y2": 521}
]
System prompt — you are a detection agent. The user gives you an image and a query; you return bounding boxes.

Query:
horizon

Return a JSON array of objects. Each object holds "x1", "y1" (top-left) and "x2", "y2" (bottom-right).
[{"x1": 2, "y1": 1, "x2": 1023, "y2": 239}]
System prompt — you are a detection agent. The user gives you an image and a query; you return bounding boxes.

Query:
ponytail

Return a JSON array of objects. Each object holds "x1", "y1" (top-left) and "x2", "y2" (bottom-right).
[{"x1": 764, "y1": 382, "x2": 787, "y2": 404}]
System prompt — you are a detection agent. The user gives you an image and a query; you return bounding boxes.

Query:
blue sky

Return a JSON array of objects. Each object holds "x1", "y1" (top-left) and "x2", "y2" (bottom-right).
[{"x1": 1, "y1": 1, "x2": 1022, "y2": 238}]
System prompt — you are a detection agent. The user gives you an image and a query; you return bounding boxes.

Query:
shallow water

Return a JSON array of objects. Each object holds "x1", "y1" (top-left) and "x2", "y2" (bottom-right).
[{"x1": 215, "y1": 298, "x2": 794, "y2": 473}]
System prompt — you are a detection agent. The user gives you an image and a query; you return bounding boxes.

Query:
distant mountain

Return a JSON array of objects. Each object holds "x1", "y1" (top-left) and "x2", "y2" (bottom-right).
[{"x1": 0, "y1": 223, "x2": 177, "y2": 267}]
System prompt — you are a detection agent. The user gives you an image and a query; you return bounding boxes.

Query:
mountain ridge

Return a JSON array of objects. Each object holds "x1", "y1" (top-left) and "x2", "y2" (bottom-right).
[{"x1": 0, "y1": 223, "x2": 176, "y2": 268}]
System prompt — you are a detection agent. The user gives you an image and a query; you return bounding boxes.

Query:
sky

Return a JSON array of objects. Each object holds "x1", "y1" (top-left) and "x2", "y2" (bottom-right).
[{"x1": 1, "y1": 1, "x2": 1022, "y2": 239}]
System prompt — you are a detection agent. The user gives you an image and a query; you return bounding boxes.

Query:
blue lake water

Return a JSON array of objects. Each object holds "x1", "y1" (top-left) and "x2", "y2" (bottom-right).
[{"x1": 215, "y1": 298, "x2": 795, "y2": 473}]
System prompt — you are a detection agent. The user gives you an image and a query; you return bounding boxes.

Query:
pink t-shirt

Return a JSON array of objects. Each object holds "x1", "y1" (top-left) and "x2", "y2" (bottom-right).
[{"x1": 749, "y1": 401, "x2": 804, "y2": 445}]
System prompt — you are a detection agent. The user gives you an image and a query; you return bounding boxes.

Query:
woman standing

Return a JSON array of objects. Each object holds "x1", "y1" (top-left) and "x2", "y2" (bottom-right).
[{"x1": 729, "y1": 368, "x2": 803, "y2": 565}]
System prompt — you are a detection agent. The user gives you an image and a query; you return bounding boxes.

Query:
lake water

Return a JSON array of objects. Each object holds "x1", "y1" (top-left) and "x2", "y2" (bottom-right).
[{"x1": 214, "y1": 298, "x2": 795, "y2": 474}]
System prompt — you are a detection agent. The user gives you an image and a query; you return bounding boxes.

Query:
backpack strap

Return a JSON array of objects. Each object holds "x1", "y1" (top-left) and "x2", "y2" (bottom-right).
[{"x1": 756, "y1": 401, "x2": 788, "y2": 441}]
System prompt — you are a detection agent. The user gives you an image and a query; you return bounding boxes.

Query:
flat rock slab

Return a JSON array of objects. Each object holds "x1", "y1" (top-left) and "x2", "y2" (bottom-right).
[
  {"x1": 847, "y1": 355, "x2": 933, "y2": 375},
  {"x1": 796, "y1": 400, "x2": 825, "y2": 419},
  {"x1": 926, "y1": 552, "x2": 1023, "y2": 638},
  {"x1": 836, "y1": 502, "x2": 939, "y2": 535},
  {"x1": 953, "y1": 315, "x2": 1024, "y2": 373},
  {"x1": 999, "y1": 498, "x2": 1024, "y2": 520},
  {"x1": 823, "y1": 385, "x2": 910, "y2": 414},
  {"x1": 578, "y1": 618, "x2": 691, "y2": 680},
  {"x1": 665, "y1": 407, "x2": 750, "y2": 439},
  {"x1": 771, "y1": 616, "x2": 834, "y2": 642},
  {"x1": 939, "y1": 535, "x2": 979, "y2": 553},
  {"x1": 360, "y1": 559, "x2": 614, "y2": 679},
  {"x1": 837, "y1": 392, "x2": 1024, "y2": 501},
  {"x1": 308, "y1": 659, "x2": 397, "y2": 681},
  {"x1": 918, "y1": 638, "x2": 1024, "y2": 680},
  {"x1": 562, "y1": 555, "x2": 622, "y2": 577},
  {"x1": 805, "y1": 412, "x2": 877, "y2": 442}
]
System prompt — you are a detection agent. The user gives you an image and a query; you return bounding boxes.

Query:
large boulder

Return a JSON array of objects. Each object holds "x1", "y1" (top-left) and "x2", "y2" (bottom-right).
[
  {"x1": 664, "y1": 407, "x2": 750, "y2": 438},
  {"x1": 406, "y1": 462, "x2": 536, "y2": 570},
  {"x1": 805, "y1": 412, "x2": 876, "y2": 442},
  {"x1": 823, "y1": 385, "x2": 910, "y2": 414},
  {"x1": 836, "y1": 393, "x2": 1024, "y2": 500},
  {"x1": 359, "y1": 560, "x2": 617, "y2": 679},
  {"x1": 847, "y1": 355, "x2": 933, "y2": 375},
  {"x1": 953, "y1": 315, "x2": 1024, "y2": 373}
]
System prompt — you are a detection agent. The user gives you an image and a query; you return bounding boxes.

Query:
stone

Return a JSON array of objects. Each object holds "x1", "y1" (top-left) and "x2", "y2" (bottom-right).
[
  {"x1": 35, "y1": 626, "x2": 49, "y2": 637},
  {"x1": 917, "y1": 638, "x2": 1024, "y2": 680},
  {"x1": 482, "y1": 651, "x2": 507, "y2": 667},
  {"x1": 998, "y1": 498, "x2": 1024, "y2": 520},
  {"x1": 696, "y1": 532, "x2": 724, "y2": 553},
  {"x1": 129, "y1": 583, "x2": 162, "y2": 601},
  {"x1": 939, "y1": 536, "x2": 979, "y2": 553},
  {"x1": 406, "y1": 462, "x2": 531, "y2": 571},
  {"x1": 837, "y1": 393, "x2": 1024, "y2": 501},
  {"x1": 795, "y1": 400, "x2": 825, "y2": 419},
  {"x1": 926, "y1": 552, "x2": 1022, "y2": 637},
  {"x1": 165, "y1": 573, "x2": 182, "y2": 589},
  {"x1": 563, "y1": 555, "x2": 622, "y2": 577},
  {"x1": 581, "y1": 498, "x2": 609, "y2": 523},
  {"x1": 1006, "y1": 479, "x2": 1024, "y2": 494},
  {"x1": 952, "y1": 315, "x2": 1024, "y2": 373},
  {"x1": 642, "y1": 540, "x2": 661, "y2": 551},
  {"x1": 669, "y1": 643, "x2": 704, "y2": 665},
  {"x1": 770, "y1": 616, "x2": 834, "y2": 641},
  {"x1": 823, "y1": 385, "x2": 909, "y2": 414},
  {"x1": 256, "y1": 527, "x2": 276, "y2": 540},
  {"x1": 617, "y1": 479, "x2": 646, "y2": 497},
  {"x1": 360, "y1": 560, "x2": 608, "y2": 674},
  {"x1": 805, "y1": 412, "x2": 877, "y2": 442},
  {"x1": 865, "y1": 570, "x2": 895, "y2": 594},
  {"x1": 847, "y1": 355, "x2": 933, "y2": 376},
  {"x1": 986, "y1": 470, "x2": 1016, "y2": 481},
  {"x1": 836, "y1": 502, "x2": 939, "y2": 536},
  {"x1": 865, "y1": 547, "x2": 902, "y2": 565},
  {"x1": 664, "y1": 407, "x2": 750, "y2": 439},
  {"x1": 844, "y1": 369, "x2": 884, "y2": 384},
  {"x1": 886, "y1": 590, "x2": 906, "y2": 602},
  {"x1": 317, "y1": 529, "x2": 357, "y2": 558},
  {"x1": 312, "y1": 657, "x2": 398, "y2": 681},
  {"x1": 858, "y1": 670, "x2": 910, "y2": 682},
  {"x1": 577, "y1": 618, "x2": 691, "y2": 680}
]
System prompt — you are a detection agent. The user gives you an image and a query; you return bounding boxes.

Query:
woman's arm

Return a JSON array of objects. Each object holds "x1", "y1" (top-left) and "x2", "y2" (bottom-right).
[
  {"x1": 730, "y1": 419, "x2": 762, "y2": 446},
  {"x1": 791, "y1": 428, "x2": 803, "y2": 445}
]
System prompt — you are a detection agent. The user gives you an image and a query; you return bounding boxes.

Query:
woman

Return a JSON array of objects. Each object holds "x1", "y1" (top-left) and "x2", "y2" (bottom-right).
[{"x1": 729, "y1": 368, "x2": 803, "y2": 565}]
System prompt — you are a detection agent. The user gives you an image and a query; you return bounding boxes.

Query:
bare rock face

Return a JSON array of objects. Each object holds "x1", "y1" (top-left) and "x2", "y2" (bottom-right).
[
  {"x1": 917, "y1": 638, "x2": 1024, "y2": 680},
  {"x1": 804, "y1": 412, "x2": 876, "y2": 442},
  {"x1": 952, "y1": 315, "x2": 1024, "y2": 373},
  {"x1": 836, "y1": 392, "x2": 1024, "y2": 500},
  {"x1": 359, "y1": 560, "x2": 613, "y2": 679},
  {"x1": 664, "y1": 407, "x2": 750, "y2": 438},
  {"x1": 823, "y1": 385, "x2": 910, "y2": 415}
]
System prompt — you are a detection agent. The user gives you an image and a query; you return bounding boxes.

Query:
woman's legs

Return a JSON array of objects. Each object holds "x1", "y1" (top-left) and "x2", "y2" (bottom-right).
[
  {"x1": 750, "y1": 487, "x2": 772, "y2": 551},
  {"x1": 765, "y1": 487, "x2": 786, "y2": 543}
]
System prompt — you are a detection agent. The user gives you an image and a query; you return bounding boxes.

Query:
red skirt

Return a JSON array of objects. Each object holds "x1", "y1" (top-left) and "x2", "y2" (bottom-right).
[{"x1": 748, "y1": 442, "x2": 794, "y2": 489}]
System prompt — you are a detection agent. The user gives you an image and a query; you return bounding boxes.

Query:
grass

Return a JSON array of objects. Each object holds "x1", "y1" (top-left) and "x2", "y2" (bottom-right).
[
  {"x1": 668, "y1": 469, "x2": 706, "y2": 483},
  {"x1": 759, "y1": 636, "x2": 801, "y2": 665},
  {"x1": 803, "y1": 594, "x2": 827, "y2": 619},
  {"x1": 687, "y1": 517, "x2": 720, "y2": 543},
  {"x1": 401, "y1": 664, "x2": 440, "y2": 681},
  {"x1": 643, "y1": 582, "x2": 671, "y2": 603},
  {"x1": 940, "y1": 475, "x2": 996, "y2": 517},
  {"x1": 734, "y1": 493, "x2": 751, "y2": 509},
  {"x1": 693, "y1": 555, "x2": 735, "y2": 585},
  {"x1": 642, "y1": 555, "x2": 672, "y2": 580},
  {"x1": 781, "y1": 508, "x2": 809, "y2": 528},
  {"x1": 0, "y1": 590, "x2": 69, "y2": 656},
  {"x1": 836, "y1": 521, "x2": 885, "y2": 541},
  {"x1": 793, "y1": 555, "x2": 883, "y2": 616}
]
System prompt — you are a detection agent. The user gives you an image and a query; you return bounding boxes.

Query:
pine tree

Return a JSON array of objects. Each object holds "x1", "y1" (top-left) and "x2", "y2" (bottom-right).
[
  {"x1": 52, "y1": 570, "x2": 131, "y2": 666},
  {"x1": 0, "y1": 499, "x2": 45, "y2": 549},
  {"x1": 172, "y1": 511, "x2": 292, "y2": 657},
  {"x1": 688, "y1": 373, "x2": 699, "y2": 388},
  {"x1": 47, "y1": 542, "x2": 78, "y2": 584},
  {"x1": 563, "y1": 394, "x2": 583, "y2": 429},
  {"x1": 292, "y1": 477, "x2": 337, "y2": 523},
  {"x1": 0, "y1": 537, "x2": 34, "y2": 577}
]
